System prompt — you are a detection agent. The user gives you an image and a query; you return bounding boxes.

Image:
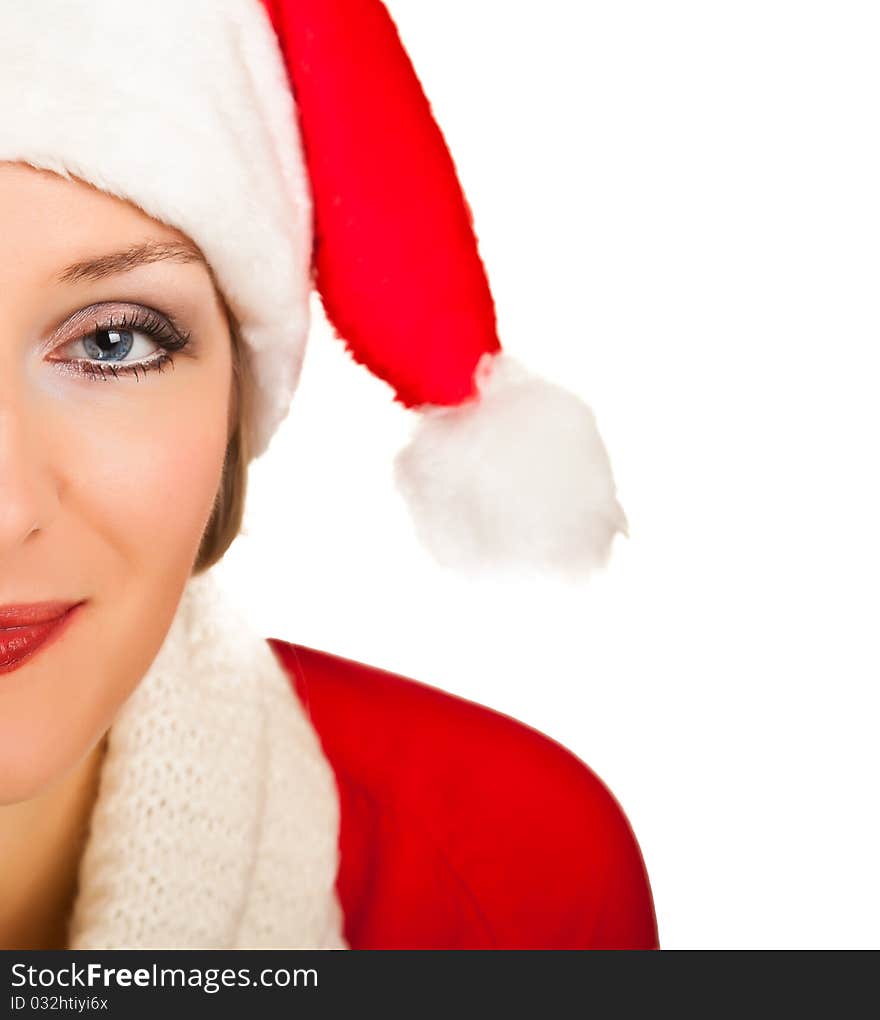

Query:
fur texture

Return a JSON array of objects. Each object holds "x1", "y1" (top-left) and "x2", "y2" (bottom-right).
[
  {"x1": 0, "y1": 0, "x2": 312, "y2": 460},
  {"x1": 2, "y1": 1, "x2": 626, "y2": 577},
  {"x1": 394, "y1": 352, "x2": 629, "y2": 578}
]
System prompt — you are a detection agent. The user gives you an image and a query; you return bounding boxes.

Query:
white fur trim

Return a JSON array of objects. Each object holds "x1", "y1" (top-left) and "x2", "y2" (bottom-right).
[
  {"x1": 0, "y1": 0, "x2": 310, "y2": 460},
  {"x1": 68, "y1": 567, "x2": 347, "y2": 949},
  {"x1": 394, "y1": 352, "x2": 629, "y2": 578}
]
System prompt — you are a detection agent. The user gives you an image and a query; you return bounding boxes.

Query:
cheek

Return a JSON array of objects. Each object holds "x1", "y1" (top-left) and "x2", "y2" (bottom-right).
[
  {"x1": 0, "y1": 362, "x2": 231, "y2": 805},
  {"x1": 39, "y1": 332, "x2": 233, "y2": 579},
  {"x1": 75, "y1": 384, "x2": 228, "y2": 569}
]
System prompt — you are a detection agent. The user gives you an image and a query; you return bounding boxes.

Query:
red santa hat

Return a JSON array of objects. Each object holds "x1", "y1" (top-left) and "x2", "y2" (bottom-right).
[{"x1": 2, "y1": 0, "x2": 627, "y2": 576}]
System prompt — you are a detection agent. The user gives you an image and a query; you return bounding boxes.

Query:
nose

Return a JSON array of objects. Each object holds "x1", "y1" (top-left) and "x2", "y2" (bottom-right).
[{"x1": 0, "y1": 397, "x2": 60, "y2": 553}]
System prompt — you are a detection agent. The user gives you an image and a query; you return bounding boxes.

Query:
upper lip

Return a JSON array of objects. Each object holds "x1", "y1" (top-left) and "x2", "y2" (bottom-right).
[{"x1": 0, "y1": 601, "x2": 84, "y2": 628}]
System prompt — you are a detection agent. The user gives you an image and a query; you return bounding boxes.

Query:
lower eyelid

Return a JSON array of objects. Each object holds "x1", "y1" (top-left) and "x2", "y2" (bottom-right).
[{"x1": 50, "y1": 350, "x2": 179, "y2": 382}]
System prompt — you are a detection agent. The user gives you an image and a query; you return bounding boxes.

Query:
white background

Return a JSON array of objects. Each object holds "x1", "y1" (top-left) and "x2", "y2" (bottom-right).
[{"x1": 216, "y1": 1, "x2": 880, "y2": 949}]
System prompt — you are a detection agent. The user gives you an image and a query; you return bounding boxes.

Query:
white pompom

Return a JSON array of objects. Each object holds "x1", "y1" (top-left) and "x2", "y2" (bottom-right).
[{"x1": 393, "y1": 351, "x2": 628, "y2": 578}]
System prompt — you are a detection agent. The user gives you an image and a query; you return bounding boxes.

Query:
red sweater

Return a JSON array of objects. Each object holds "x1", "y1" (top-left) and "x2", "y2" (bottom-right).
[{"x1": 268, "y1": 639, "x2": 659, "y2": 950}]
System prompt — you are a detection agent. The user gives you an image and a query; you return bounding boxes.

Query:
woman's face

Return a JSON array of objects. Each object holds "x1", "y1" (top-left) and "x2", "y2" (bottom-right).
[{"x1": 0, "y1": 163, "x2": 233, "y2": 805}]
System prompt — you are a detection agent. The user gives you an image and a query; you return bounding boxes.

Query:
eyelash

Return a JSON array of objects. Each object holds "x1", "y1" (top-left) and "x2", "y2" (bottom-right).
[{"x1": 52, "y1": 308, "x2": 193, "y2": 382}]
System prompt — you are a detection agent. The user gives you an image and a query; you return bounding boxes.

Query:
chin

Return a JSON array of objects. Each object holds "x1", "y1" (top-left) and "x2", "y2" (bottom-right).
[
  {"x1": 0, "y1": 750, "x2": 61, "y2": 806},
  {"x1": 0, "y1": 718, "x2": 98, "y2": 806}
]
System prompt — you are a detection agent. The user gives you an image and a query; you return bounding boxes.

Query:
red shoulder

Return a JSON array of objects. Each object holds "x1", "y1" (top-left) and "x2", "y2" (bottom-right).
[{"x1": 268, "y1": 637, "x2": 659, "y2": 950}]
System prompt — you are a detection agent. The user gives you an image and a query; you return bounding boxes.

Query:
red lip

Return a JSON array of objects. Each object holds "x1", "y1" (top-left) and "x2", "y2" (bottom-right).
[
  {"x1": 0, "y1": 601, "x2": 86, "y2": 675},
  {"x1": 0, "y1": 601, "x2": 81, "y2": 627}
]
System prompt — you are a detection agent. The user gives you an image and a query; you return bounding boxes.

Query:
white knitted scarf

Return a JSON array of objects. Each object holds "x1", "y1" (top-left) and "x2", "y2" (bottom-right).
[{"x1": 67, "y1": 567, "x2": 348, "y2": 949}]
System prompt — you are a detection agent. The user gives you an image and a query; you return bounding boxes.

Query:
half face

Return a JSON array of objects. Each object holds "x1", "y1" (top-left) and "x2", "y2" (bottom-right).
[{"x1": 0, "y1": 162, "x2": 233, "y2": 804}]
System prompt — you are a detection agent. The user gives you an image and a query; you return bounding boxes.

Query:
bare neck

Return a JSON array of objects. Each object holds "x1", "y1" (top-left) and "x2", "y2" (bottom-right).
[{"x1": 0, "y1": 735, "x2": 107, "y2": 950}]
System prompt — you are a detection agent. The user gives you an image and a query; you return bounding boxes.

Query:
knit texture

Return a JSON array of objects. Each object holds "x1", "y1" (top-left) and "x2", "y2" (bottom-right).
[{"x1": 67, "y1": 567, "x2": 347, "y2": 949}]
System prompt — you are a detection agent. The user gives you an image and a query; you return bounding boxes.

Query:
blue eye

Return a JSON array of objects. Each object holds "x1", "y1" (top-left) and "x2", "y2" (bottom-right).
[
  {"x1": 51, "y1": 308, "x2": 193, "y2": 382},
  {"x1": 82, "y1": 328, "x2": 135, "y2": 363}
]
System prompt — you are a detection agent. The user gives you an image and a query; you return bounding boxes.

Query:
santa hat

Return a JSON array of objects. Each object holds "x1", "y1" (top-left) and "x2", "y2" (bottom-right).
[{"x1": 1, "y1": 0, "x2": 627, "y2": 576}]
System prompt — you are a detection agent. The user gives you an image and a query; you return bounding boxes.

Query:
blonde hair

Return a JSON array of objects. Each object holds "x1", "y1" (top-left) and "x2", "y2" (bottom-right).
[{"x1": 192, "y1": 300, "x2": 252, "y2": 576}]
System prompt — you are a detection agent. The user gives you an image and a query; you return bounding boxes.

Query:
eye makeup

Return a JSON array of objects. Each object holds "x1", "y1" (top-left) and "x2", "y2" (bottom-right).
[{"x1": 46, "y1": 301, "x2": 195, "y2": 383}]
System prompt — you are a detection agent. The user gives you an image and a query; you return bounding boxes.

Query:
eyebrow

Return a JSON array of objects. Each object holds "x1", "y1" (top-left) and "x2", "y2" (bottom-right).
[{"x1": 55, "y1": 239, "x2": 207, "y2": 284}]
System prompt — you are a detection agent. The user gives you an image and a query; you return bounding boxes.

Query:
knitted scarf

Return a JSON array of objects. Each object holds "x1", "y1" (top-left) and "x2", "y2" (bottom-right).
[{"x1": 67, "y1": 567, "x2": 348, "y2": 949}]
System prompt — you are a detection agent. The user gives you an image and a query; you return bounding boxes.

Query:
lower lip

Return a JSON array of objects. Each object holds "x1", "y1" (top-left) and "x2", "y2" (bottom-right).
[{"x1": 0, "y1": 603, "x2": 85, "y2": 675}]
